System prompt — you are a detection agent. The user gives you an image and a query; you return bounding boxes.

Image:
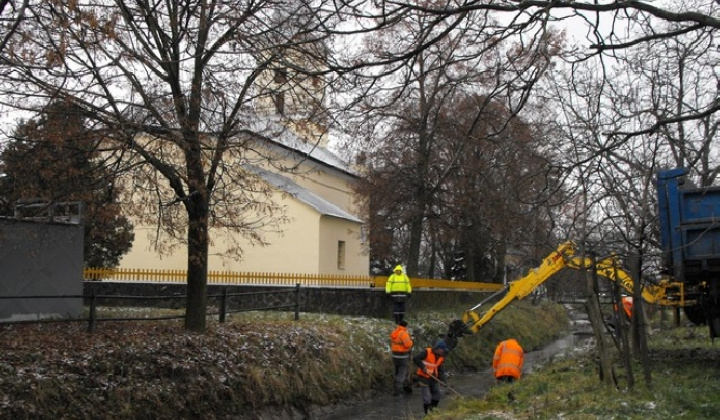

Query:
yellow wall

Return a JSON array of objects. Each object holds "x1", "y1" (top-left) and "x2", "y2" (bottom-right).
[
  {"x1": 113, "y1": 118, "x2": 368, "y2": 276},
  {"x1": 118, "y1": 188, "x2": 369, "y2": 275},
  {"x1": 290, "y1": 167, "x2": 357, "y2": 213},
  {"x1": 214, "y1": 195, "x2": 323, "y2": 273},
  {"x1": 318, "y1": 215, "x2": 367, "y2": 275}
]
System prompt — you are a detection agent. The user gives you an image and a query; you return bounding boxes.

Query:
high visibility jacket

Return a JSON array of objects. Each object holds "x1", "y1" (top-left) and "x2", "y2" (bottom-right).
[
  {"x1": 416, "y1": 347, "x2": 444, "y2": 378},
  {"x1": 622, "y1": 296, "x2": 633, "y2": 318},
  {"x1": 386, "y1": 267, "x2": 412, "y2": 294},
  {"x1": 614, "y1": 296, "x2": 634, "y2": 318},
  {"x1": 390, "y1": 325, "x2": 413, "y2": 358},
  {"x1": 493, "y1": 339, "x2": 524, "y2": 380}
]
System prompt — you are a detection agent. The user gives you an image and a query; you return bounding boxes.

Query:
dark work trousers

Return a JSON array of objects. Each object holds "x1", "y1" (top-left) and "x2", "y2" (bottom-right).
[
  {"x1": 419, "y1": 376, "x2": 441, "y2": 412},
  {"x1": 496, "y1": 375, "x2": 517, "y2": 384},
  {"x1": 391, "y1": 294, "x2": 407, "y2": 323},
  {"x1": 392, "y1": 353, "x2": 410, "y2": 395}
]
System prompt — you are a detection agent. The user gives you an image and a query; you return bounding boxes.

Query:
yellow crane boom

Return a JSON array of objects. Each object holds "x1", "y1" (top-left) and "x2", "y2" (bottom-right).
[{"x1": 459, "y1": 241, "x2": 684, "y2": 335}]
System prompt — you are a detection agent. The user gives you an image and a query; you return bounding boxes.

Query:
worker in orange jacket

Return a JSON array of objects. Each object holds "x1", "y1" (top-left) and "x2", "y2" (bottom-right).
[
  {"x1": 389, "y1": 320, "x2": 414, "y2": 396},
  {"x1": 621, "y1": 295, "x2": 633, "y2": 318},
  {"x1": 413, "y1": 341, "x2": 449, "y2": 414},
  {"x1": 493, "y1": 338, "x2": 524, "y2": 383}
]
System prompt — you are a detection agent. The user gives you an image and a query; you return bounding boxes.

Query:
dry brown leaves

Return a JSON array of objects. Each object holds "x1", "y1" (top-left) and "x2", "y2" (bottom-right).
[{"x1": 0, "y1": 320, "x2": 351, "y2": 419}]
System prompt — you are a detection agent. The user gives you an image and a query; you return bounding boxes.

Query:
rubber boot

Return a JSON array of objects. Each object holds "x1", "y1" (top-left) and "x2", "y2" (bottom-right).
[
  {"x1": 403, "y1": 381, "x2": 413, "y2": 394},
  {"x1": 423, "y1": 404, "x2": 430, "y2": 414},
  {"x1": 430, "y1": 400, "x2": 440, "y2": 411}
]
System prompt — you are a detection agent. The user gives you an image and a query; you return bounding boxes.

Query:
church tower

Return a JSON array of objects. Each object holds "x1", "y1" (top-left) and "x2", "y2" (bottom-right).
[{"x1": 254, "y1": 1, "x2": 330, "y2": 148}]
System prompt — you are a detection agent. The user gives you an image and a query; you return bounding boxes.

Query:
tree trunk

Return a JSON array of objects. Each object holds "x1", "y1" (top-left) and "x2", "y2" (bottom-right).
[
  {"x1": 428, "y1": 223, "x2": 437, "y2": 278},
  {"x1": 628, "y1": 251, "x2": 653, "y2": 389},
  {"x1": 613, "y1": 283, "x2": 634, "y2": 389},
  {"x1": 407, "y1": 216, "x2": 423, "y2": 277},
  {"x1": 465, "y1": 241, "x2": 476, "y2": 281},
  {"x1": 494, "y1": 241, "x2": 507, "y2": 284},
  {"x1": 586, "y1": 258, "x2": 616, "y2": 386},
  {"x1": 184, "y1": 189, "x2": 210, "y2": 332},
  {"x1": 636, "y1": 300, "x2": 653, "y2": 389}
]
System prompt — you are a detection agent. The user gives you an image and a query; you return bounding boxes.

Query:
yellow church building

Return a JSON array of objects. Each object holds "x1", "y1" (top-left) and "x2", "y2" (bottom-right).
[{"x1": 116, "y1": 45, "x2": 369, "y2": 276}]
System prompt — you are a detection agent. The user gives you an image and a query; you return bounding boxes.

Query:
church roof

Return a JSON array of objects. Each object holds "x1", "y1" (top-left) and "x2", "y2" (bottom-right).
[
  {"x1": 245, "y1": 115, "x2": 355, "y2": 177},
  {"x1": 243, "y1": 164, "x2": 362, "y2": 223}
]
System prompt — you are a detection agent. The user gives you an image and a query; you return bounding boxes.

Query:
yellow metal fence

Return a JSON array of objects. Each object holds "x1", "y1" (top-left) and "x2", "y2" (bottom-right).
[{"x1": 83, "y1": 267, "x2": 504, "y2": 291}]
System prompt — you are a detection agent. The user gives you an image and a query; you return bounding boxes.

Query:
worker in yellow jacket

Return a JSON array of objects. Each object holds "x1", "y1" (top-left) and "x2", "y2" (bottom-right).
[
  {"x1": 385, "y1": 265, "x2": 412, "y2": 324},
  {"x1": 493, "y1": 338, "x2": 524, "y2": 383}
]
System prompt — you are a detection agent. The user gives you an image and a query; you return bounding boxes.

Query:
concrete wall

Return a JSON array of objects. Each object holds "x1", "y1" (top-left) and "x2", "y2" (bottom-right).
[
  {"x1": 83, "y1": 281, "x2": 495, "y2": 320},
  {"x1": 0, "y1": 218, "x2": 83, "y2": 321}
]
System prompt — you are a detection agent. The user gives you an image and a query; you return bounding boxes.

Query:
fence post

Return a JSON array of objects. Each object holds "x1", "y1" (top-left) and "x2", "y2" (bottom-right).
[
  {"x1": 294, "y1": 283, "x2": 300, "y2": 321},
  {"x1": 220, "y1": 287, "x2": 227, "y2": 323},
  {"x1": 87, "y1": 289, "x2": 97, "y2": 333}
]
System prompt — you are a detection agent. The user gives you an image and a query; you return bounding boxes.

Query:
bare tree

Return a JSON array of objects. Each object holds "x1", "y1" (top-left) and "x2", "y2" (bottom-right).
[
  {"x1": 434, "y1": 93, "x2": 561, "y2": 281},
  {"x1": 0, "y1": 0, "x2": 715, "y2": 338},
  {"x1": 0, "y1": 1, "x2": 344, "y2": 332},
  {"x1": 346, "y1": 8, "x2": 563, "y2": 278},
  {"x1": 340, "y1": 0, "x2": 720, "y2": 282},
  {"x1": 343, "y1": 0, "x2": 720, "y2": 388},
  {"x1": 536, "y1": 30, "x2": 702, "y2": 388},
  {"x1": 343, "y1": 0, "x2": 720, "y2": 143},
  {"x1": 0, "y1": 0, "x2": 29, "y2": 56},
  {"x1": 611, "y1": 19, "x2": 719, "y2": 184}
]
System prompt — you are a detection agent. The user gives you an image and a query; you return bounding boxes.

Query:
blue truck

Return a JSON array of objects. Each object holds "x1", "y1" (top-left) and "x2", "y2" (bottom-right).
[{"x1": 657, "y1": 167, "x2": 720, "y2": 337}]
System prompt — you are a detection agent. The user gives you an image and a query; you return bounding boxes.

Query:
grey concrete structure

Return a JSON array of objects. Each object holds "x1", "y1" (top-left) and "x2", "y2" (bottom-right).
[
  {"x1": 0, "y1": 218, "x2": 84, "y2": 321},
  {"x1": 83, "y1": 281, "x2": 493, "y2": 319}
]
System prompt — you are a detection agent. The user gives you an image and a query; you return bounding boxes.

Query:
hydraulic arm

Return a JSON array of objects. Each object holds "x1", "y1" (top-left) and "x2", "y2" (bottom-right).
[{"x1": 454, "y1": 241, "x2": 684, "y2": 337}]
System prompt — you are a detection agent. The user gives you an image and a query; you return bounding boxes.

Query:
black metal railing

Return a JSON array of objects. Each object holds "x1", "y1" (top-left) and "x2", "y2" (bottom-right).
[{"x1": 0, "y1": 284, "x2": 303, "y2": 333}]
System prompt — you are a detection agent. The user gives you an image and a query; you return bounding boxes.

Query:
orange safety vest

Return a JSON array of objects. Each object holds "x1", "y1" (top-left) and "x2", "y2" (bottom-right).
[
  {"x1": 390, "y1": 325, "x2": 413, "y2": 357},
  {"x1": 614, "y1": 296, "x2": 633, "y2": 318},
  {"x1": 416, "y1": 347, "x2": 444, "y2": 378},
  {"x1": 622, "y1": 296, "x2": 633, "y2": 318},
  {"x1": 493, "y1": 339, "x2": 524, "y2": 380}
]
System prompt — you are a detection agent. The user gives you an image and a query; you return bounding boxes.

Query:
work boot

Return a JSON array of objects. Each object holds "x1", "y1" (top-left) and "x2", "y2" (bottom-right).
[{"x1": 430, "y1": 400, "x2": 439, "y2": 411}]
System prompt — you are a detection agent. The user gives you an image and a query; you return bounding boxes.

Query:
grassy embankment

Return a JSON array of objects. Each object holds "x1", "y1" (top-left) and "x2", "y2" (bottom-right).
[
  {"x1": 431, "y1": 310, "x2": 720, "y2": 420},
  {"x1": 0, "y1": 300, "x2": 567, "y2": 419}
]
